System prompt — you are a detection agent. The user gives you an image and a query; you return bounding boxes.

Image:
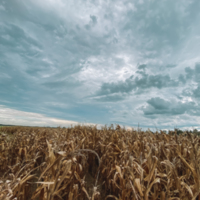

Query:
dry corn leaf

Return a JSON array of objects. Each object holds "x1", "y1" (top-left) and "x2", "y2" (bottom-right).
[{"x1": 134, "y1": 178, "x2": 143, "y2": 197}]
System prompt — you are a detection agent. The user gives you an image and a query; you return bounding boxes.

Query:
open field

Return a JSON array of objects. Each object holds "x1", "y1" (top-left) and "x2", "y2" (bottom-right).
[{"x1": 0, "y1": 125, "x2": 200, "y2": 200}]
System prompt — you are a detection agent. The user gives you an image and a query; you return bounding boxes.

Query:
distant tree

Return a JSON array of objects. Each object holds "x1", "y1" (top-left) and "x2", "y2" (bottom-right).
[
  {"x1": 192, "y1": 128, "x2": 200, "y2": 136},
  {"x1": 193, "y1": 129, "x2": 198, "y2": 133},
  {"x1": 175, "y1": 128, "x2": 183, "y2": 135}
]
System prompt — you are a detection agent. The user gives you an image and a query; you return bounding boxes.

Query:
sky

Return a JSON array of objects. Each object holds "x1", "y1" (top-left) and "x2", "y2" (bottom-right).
[{"x1": 1, "y1": 0, "x2": 200, "y2": 130}]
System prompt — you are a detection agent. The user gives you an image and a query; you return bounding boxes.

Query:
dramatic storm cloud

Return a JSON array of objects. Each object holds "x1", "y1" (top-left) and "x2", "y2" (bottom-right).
[{"x1": 1, "y1": 0, "x2": 200, "y2": 129}]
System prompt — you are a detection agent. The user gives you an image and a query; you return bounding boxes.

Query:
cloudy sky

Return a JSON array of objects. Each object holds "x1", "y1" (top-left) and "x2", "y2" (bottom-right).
[{"x1": 1, "y1": 0, "x2": 200, "y2": 129}]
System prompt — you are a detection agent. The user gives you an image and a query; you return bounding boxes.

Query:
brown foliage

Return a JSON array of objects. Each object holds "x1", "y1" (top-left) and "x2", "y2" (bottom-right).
[{"x1": 0, "y1": 125, "x2": 200, "y2": 199}]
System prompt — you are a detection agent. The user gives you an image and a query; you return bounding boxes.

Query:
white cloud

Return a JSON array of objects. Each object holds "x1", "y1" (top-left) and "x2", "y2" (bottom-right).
[
  {"x1": 0, "y1": 105, "x2": 94, "y2": 127},
  {"x1": 0, "y1": 5, "x2": 5, "y2": 11}
]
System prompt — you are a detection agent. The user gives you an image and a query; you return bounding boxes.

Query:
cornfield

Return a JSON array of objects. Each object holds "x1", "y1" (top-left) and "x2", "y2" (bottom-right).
[{"x1": 0, "y1": 125, "x2": 200, "y2": 200}]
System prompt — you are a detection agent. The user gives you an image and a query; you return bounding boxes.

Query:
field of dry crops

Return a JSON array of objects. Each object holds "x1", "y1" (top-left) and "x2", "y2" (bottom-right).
[{"x1": 0, "y1": 125, "x2": 200, "y2": 200}]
